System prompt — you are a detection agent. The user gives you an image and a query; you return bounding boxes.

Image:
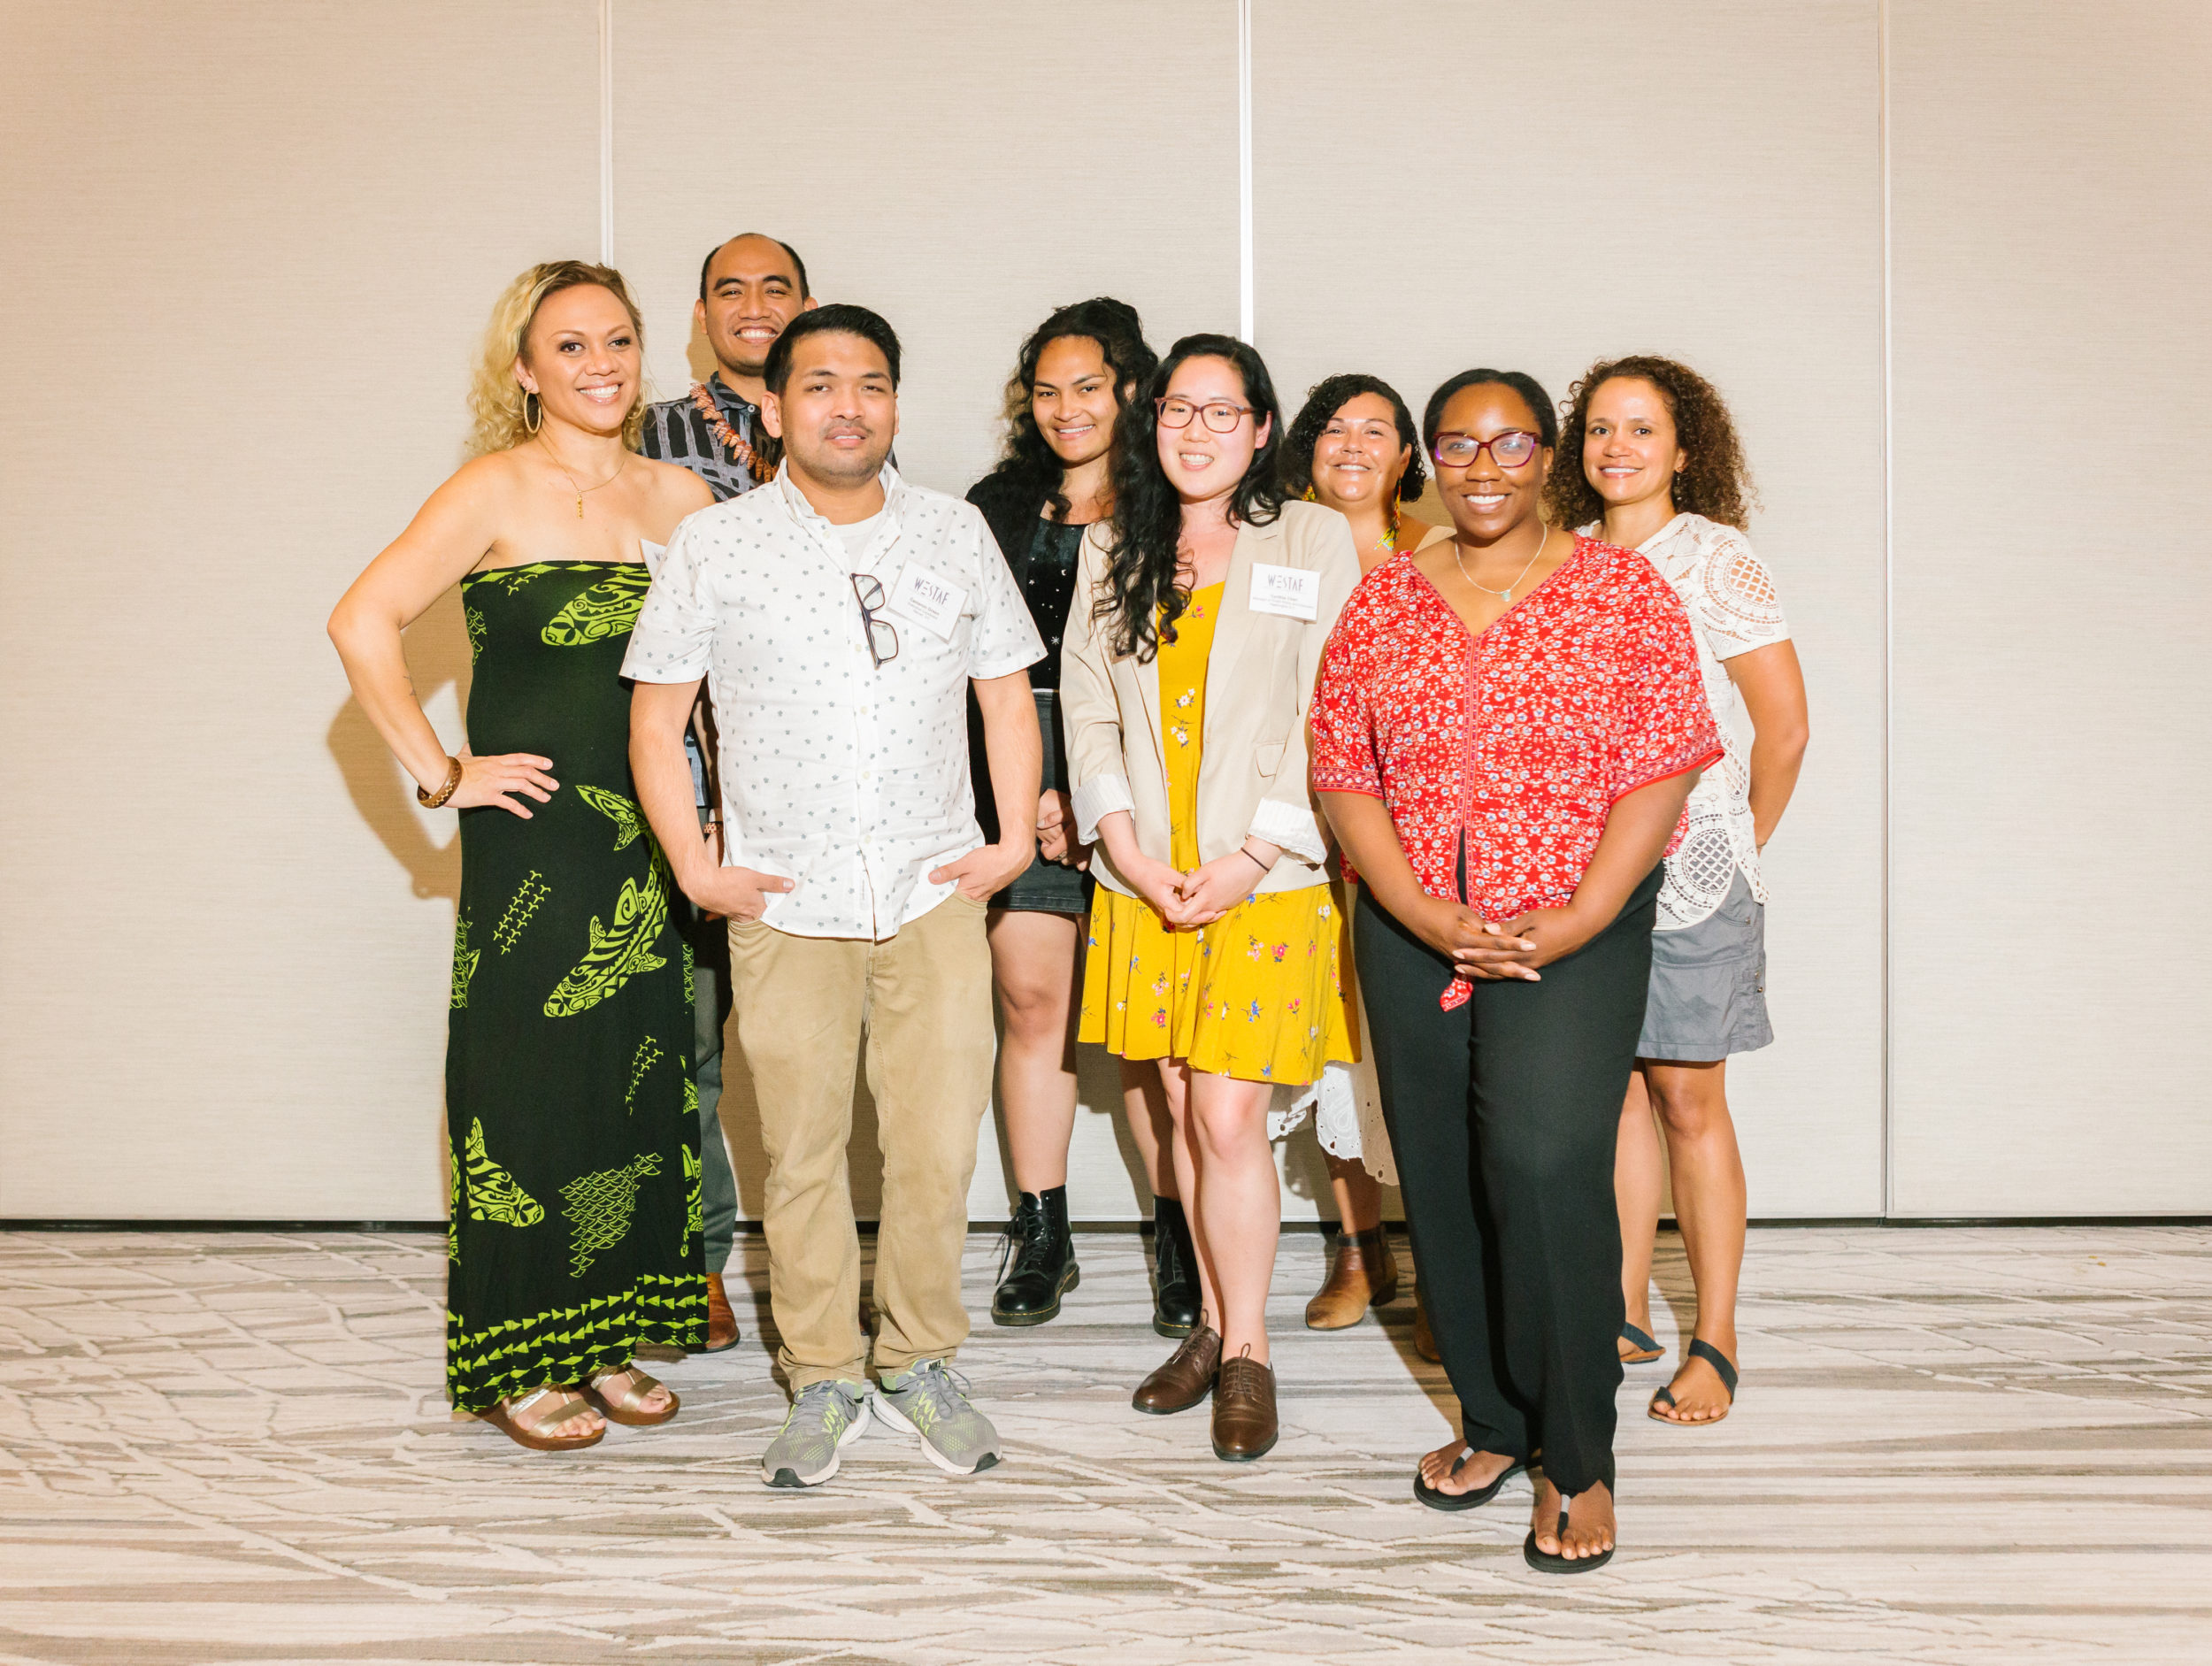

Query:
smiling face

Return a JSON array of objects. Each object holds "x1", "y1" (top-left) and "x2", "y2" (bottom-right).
[
  {"x1": 1156, "y1": 354, "x2": 1270, "y2": 505},
  {"x1": 514, "y1": 283, "x2": 640, "y2": 437},
  {"x1": 1310, "y1": 391, "x2": 1411, "y2": 513},
  {"x1": 1583, "y1": 375, "x2": 1686, "y2": 515},
  {"x1": 1432, "y1": 381, "x2": 1550, "y2": 541},
  {"x1": 695, "y1": 234, "x2": 815, "y2": 383},
  {"x1": 1031, "y1": 334, "x2": 1122, "y2": 469},
  {"x1": 759, "y1": 329, "x2": 898, "y2": 490}
]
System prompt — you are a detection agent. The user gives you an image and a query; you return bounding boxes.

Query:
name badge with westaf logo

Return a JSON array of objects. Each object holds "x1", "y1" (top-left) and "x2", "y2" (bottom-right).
[
  {"x1": 1248, "y1": 561, "x2": 1319, "y2": 621},
  {"x1": 887, "y1": 563, "x2": 967, "y2": 641}
]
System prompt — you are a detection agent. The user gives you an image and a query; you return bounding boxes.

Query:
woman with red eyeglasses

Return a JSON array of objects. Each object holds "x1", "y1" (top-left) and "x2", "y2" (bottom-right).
[
  {"x1": 1311, "y1": 368, "x2": 1721, "y2": 1571},
  {"x1": 1062, "y1": 334, "x2": 1361, "y2": 1463}
]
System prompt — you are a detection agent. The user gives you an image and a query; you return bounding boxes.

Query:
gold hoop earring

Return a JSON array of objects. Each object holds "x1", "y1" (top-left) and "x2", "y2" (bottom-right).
[{"x1": 522, "y1": 390, "x2": 541, "y2": 434}]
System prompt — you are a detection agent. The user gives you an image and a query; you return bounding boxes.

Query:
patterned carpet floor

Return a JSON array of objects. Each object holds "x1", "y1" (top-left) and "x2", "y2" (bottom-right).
[{"x1": 1, "y1": 1225, "x2": 2208, "y2": 1664}]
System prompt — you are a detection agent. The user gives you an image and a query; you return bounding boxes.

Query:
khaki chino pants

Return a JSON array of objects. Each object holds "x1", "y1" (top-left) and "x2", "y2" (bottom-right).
[{"x1": 728, "y1": 891, "x2": 995, "y2": 1391}]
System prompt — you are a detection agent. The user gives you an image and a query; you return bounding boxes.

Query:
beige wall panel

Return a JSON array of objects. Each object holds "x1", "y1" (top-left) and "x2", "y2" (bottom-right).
[
  {"x1": 0, "y1": 1, "x2": 600, "y2": 1217},
  {"x1": 1888, "y1": 3, "x2": 2212, "y2": 1214},
  {"x1": 1254, "y1": 1, "x2": 1887, "y2": 1217},
  {"x1": 613, "y1": 2, "x2": 1242, "y2": 1222}
]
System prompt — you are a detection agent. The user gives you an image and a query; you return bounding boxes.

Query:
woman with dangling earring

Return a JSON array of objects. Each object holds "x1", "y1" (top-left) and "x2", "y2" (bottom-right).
[
  {"x1": 1312, "y1": 367, "x2": 1721, "y2": 1570},
  {"x1": 329, "y1": 261, "x2": 715, "y2": 1453},
  {"x1": 1267, "y1": 373, "x2": 1451, "y2": 1339}
]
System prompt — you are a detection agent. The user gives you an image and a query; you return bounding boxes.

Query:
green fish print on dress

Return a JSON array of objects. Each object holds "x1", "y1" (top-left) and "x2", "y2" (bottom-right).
[
  {"x1": 465, "y1": 606, "x2": 487, "y2": 665},
  {"x1": 573, "y1": 783, "x2": 647, "y2": 848},
  {"x1": 541, "y1": 564, "x2": 654, "y2": 647},
  {"x1": 544, "y1": 789, "x2": 669, "y2": 1017},
  {"x1": 465, "y1": 1117, "x2": 545, "y2": 1227},
  {"x1": 562, "y1": 1152, "x2": 663, "y2": 1277}
]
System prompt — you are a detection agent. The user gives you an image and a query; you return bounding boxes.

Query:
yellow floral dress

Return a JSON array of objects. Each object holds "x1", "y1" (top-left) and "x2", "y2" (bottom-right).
[{"x1": 1079, "y1": 582, "x2": 1356, "y2": 1086}]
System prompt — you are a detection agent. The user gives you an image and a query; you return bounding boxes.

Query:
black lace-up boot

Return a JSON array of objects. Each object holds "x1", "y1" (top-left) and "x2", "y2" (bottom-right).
[
  {"x1": 990, "y1": 1186, "x2": 1079, "y2": 1326},
  {"x1": 1151, "y1": 1196, "x2": 1201, "y2": 1339}
]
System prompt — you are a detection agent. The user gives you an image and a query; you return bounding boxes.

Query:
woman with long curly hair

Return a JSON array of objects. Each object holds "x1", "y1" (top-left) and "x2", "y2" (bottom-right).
[
  {"x1": 962, "y1": 300, "x2": 1194, "y2": 1335},
  {"x1": 1063, "y1": 334, "x2": 1361, "y2": 1462},
  {"x1": 1548, "y1": 356, "x2": 1809, "y2": 1429},
  {"x1": 328, "y1": 261, "x2": 713, "y2": 1452}
]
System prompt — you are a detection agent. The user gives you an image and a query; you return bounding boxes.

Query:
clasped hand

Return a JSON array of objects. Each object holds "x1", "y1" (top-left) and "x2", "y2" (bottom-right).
[
  {"x1": 1125, "y1": 848, "x2": 1269, "y2": 930},
  {"x1": 1415, "y1": 898, "x2": 1601, "y2": 982}
]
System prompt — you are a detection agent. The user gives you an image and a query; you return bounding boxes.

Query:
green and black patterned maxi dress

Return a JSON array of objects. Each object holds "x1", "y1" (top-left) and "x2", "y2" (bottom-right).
[{"x1": 445, "y1": 559, "x2": 704, "y2": 1409}]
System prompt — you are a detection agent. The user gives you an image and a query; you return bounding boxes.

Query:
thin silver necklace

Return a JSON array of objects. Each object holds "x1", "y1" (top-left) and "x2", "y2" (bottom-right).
[{"x1": 1454, "y1": 521, "x2": 1548, "y2": 602}]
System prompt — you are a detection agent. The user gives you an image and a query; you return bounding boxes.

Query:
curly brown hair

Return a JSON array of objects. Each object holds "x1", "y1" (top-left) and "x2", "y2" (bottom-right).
[{"x1": 1545, "y1": 355, "x2": 1757, "y2": 532}]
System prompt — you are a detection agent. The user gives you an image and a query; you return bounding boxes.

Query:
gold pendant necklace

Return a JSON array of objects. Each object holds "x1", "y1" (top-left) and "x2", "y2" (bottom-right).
[
  {"x1": 1453, "y1": 522, "x2": 1548, "y2": 602},
  {"x1": 536, "y1": 437, "x2": 626, "y2": 518}
]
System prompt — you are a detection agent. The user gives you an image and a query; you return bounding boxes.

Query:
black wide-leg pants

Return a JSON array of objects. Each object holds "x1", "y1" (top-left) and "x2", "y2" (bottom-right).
[{"x1": 1356, "y1": 864, "x2": 1662, "y2": 1498}]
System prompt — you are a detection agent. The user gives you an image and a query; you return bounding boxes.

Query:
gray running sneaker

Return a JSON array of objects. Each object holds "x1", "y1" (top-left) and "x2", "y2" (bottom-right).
[
  {"x1": 872, "y1": 1359, "x2": 1001, "y2": 1476},
  {"x1": 761, "y1": 1378, "x2": 872, "y2": 1489}
]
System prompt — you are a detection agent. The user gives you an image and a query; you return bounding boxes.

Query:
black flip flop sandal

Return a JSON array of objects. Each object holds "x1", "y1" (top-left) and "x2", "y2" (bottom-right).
[
  {"x1": 1649, "y1": 1338, "x2": 1739, "y2": 1424},
  {"x1": 1619, "y1": 1321, "x2": 1664, "y2": 1363},
  {"x1": 1412, "y1": 1447, "x2": 1525, "y2": 1513},
  {"x1": 1523, "y1": 1495, "x2": 1615, "y2": 1574}
]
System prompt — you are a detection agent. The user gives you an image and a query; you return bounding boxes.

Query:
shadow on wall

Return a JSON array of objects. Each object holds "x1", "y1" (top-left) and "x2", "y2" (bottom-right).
[
  {"x1": 326, "y1": 588, "x2": 472, "y2": 1204},
  {"x1": 326, "y1": 588, "x2": 471, "y2": 903}
]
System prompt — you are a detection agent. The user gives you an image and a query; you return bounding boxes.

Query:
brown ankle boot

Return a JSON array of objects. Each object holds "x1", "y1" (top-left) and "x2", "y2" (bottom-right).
[
  {"x1": 1412, "y1": 1289, "x2": 1440, "y2": 1363},
  {"x1": 1304, "y1": 1225, "x2": 1400, "y2": 1330},
  {"x1": 700, "y1": 1271, "x2": 740, "y2": 1353}
]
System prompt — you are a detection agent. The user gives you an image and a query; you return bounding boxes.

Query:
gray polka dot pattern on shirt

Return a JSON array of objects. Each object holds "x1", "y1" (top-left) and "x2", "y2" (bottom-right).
[{"x1": 622, "y1": 464, "x2": 1044, "y2": 940}]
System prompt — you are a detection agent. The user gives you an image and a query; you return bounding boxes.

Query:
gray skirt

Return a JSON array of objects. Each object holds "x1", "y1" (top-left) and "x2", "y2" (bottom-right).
[{"x1": 1637, "y1": 868, "x2": 1773, "y2": 1063}]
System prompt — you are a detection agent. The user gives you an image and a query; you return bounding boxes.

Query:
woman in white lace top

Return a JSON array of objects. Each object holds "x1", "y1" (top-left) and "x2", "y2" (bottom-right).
[{"x1": 1550, "y1": 356, "x2": 1810, "y2": 1428}]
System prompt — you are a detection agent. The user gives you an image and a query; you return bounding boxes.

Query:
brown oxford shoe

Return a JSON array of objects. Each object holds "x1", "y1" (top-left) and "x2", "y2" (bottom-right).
[
  {"x1": 1210, "y1": 1348, "x2": 1279, "y2": 1462},
  {"x1": 1133, "y1": 1324, "x2": 1220, "y2": 1416},
  {"x1": 1304, "y1": 1225, "x2": 1400, "y2": 1330},
  {"x1": 700, "y1": 1271, "x2": 741, "y2": 1354}
]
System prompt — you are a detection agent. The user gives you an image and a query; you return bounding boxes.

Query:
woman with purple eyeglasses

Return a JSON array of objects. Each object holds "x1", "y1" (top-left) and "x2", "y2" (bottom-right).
[{"x1": 1313, "y1": 368, "x2": 1720, "y2": 1570}]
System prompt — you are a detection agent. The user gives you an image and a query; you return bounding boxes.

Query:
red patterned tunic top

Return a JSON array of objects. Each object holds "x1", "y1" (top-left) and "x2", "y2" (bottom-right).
[{"x1": 1310, "y1": 536, "x2": 1722, "y2": 1001}]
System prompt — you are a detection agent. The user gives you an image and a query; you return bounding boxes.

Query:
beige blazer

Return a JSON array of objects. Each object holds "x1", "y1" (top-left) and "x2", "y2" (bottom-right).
[{"x1": 1063, "y1": 498, "x2": 1362, "y2": 899}]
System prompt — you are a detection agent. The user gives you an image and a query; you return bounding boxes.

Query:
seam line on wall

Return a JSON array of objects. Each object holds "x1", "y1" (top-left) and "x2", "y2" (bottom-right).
[
  {"x1": 598, "y1": 0, "x2": 615, "y2": 264},
  {"x1": 1878, "y1": 0, "x2": 1895, "y2": 1218},
  {"x1": 1237, "y1": 0, "x2": 1254, "y2": 342}
]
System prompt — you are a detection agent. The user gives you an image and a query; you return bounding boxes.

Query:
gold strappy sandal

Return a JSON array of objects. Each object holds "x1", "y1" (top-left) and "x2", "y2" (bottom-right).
[
  {"x1": 579, "y1": 1364, "x2": 680, "y2": 1427},
  {"x1": 481, "y1": 1386, "x2": 605, "y2": 1452}
]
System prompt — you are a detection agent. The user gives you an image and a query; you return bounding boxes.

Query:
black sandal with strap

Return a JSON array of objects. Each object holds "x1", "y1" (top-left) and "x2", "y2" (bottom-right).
[
  {"x1": 1619, "y1": 1321, "x2": 1664, "y2": 1363},
  {"x1": 1648, "y1": 1338, "x2": 1739, "y2": 1424},
  {"x1": 1523, "y1": 1493, "x2": 1615, "y2": 1574},
  {"x1": 1413, "y1": 1447, "x2": 1525, "y2": 1513}
]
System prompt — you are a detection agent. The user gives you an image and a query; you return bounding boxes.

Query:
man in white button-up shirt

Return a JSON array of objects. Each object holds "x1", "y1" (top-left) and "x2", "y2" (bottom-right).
[{"x1": 626, "y1": 306, "x2": 1042, "y2": 1487}]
